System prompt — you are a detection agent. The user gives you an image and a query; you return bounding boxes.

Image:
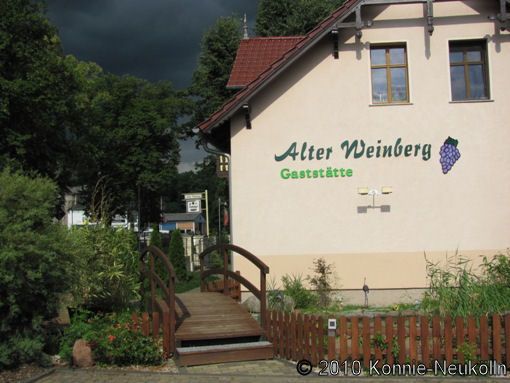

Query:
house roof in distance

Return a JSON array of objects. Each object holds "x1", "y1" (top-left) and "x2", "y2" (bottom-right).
[
  {"x1": 163, "y1": 213, "x2": 204, "y2": 222},
  {"x1": 226, "y1": 36, "x2": 304, "y2": 89}
]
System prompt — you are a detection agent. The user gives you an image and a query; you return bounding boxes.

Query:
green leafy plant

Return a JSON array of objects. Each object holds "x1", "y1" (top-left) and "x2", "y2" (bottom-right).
[
  {"x1": 168, "y1": 230, "x2": 187, "y2": 281},
  {"x1": 60, "y1": 311, "x2": 161, "y2": 366},
  {"x1": 0, "y1": 169, "x2": 73, "y2": 369},
  {"x1": 307, "y1": 257, "x2": 336, "y2": 307},
  {"x1": 281, "y1": 274, "x2": 316, "y2": 310},
  {"x1": 67, "y1": 225, "x2": 141, "y2": 312},
  {"x1": 421, "y1": 252, "x2": 510, "y2": 317},
  {"x1": 457, "y1": 342, "x2": 477, "y2": 362}
]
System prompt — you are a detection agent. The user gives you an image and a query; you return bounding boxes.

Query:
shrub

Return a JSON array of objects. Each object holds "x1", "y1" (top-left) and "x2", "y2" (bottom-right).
[
  {"x1": 281, "y1": 274, "x2": 316, "y2": 309},
  {"x1": 0, "y1": 169, "x2": 73, "y2": 368},
  {"x1": 307, "y1": 257, "x2": 335, "y2": 307},
  {"x1": 67, "y1": 225, "x2": 140, "y2": 312},
  {"x1": 421, "y1": 252, "x2": 510, "y2": 317},
  {"x1": 168, "y1": 230, "x2": 187, "y2": 281},
  {"x1": 149, "y1": 224, "x2": 162, "y2": 248},
  {"x1": 60, "y1": 311, "x2": 161, "y2": 366}
]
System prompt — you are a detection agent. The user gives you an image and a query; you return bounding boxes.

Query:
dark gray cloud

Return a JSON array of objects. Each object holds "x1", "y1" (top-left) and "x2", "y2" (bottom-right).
[
  {"x1": 46, "y1": 0, "x2": 258, "y2": 89},
  {"x1": 46, "y1": 0, "x2": 259, "y2": 171}
]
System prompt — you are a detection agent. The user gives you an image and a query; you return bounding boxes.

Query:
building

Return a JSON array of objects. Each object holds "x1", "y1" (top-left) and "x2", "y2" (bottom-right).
[
  {"x1": 197, "y1": 0, "x2": 509, "y2": 303},
  {"x1": 162, "y1": 213, "x2": 205, "y2": 234}
]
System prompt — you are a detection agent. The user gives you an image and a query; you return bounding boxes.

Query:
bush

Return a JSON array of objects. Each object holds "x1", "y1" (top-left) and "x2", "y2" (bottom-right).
[
  {"x1": 168, "y1": 230, "x2": 187, "y2": 281},
  {"x1": 60, "y1": 311, "x2": 161, "y2": 366},
  {"x1": 67, "y1": 225, "x2": 140, "y2": 312},
  {"x1": 421, "y1": 252, "x2": 510, "y2": 317},
  {"x1": 307, "y1": 257, "x2": 335, "y2": 307},
  {"x1": 281, "y1": 274, "x2": 317, "y2": 309},
  {"x1": 0, "y1": 169, "x2": 73, "y2": 369}
]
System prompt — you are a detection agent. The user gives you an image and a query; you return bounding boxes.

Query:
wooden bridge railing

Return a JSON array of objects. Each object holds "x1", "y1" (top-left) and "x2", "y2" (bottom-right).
[
  {"x1": 198, "y1": 243, "x2": 270, "y2": 333},
  {"x1": 140, "y1": 245, "x2": 176, "y2": 357}
]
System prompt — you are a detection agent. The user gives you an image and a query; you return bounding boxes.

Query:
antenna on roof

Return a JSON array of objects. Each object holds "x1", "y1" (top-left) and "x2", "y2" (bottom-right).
[{"x1": 243, "y1": 13, "x2": 249, "y2": 39}]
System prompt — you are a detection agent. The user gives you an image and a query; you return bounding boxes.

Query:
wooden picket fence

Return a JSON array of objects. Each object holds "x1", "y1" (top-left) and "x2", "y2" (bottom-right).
[{"x1": 266, "y1": 310, "x2": 510, "y2": 368}]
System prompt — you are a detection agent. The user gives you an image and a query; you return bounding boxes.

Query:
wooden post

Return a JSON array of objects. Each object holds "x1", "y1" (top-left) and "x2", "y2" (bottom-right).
[
  {"x1": 290, "y1": 312, "x2": 296, "y2": 360},
  {"x1": 397, "y1": 316, "x2": 406, "y2": 364},
  {"x1": 199, "y1": 252, "x2": 205, "y2": 292},
  {"x1": 362, "y1": 316, "x2": 371, "y2": 368},
  {"x1": 374, "y1": 316, "x2": 383, "y2": 363},
  {"x1": 260, "y1": 269, "x2": 267, "y2": 333},
  {"x1": 310, "y1": 316, "x2": 317, "y2": 366},
  {"x1": 223, "y1": 245, "x2": 229, "y2": 296},
  {"x1": 304, "y1": 314, "x2": 311, "y2": 361},
  {"x1": 169, "y1": 277, "x2": 176, "y2": 355},
  {"x1": 162, "y1": 307, "x2": 170, "y2": 358},
  {"x1": 142, "y1": 312, "x2": 150, "y2": 336},
  {"x1": 409, "y1": 316, "x2": 417, "y2": 362},
  {"x1": 480, "y1": 315, "x2": 489, "y2": 360},
  {"x1": 505, "y1": 314, "x2": 510, "y2": 368},
  {"x1": 385, "y1": 316, "x2": 394, "y2": 365},
  {"x1": 152, "y1": 311, "x2": 160, "y2": 340},
  {"x1": 444, "y1": 316, "x2": 453, "y2": 364},
  {"x1": 492, "y1": 314, "x2": 501, "y2": 363},
  {"x1": 131, "y1": 312, "x2": 139, "y2": 332},
  {"x1": 420, "y1": 316, "x2": 429, "y2": 367},
  {"x1": 351, "y1": 317, "x2": 359, "y2": 361},
  {"x1": 296, "y1": 312, "x2": 303, "y2": 360},
  {"x1": 339, "y1": 316, "x2": 347, "y2": 362},
  {"x1": 432, "y1": 316, "x2": 441, "y2": 362}
]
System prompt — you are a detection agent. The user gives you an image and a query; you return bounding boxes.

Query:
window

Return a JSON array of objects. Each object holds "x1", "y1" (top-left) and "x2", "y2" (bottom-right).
[
  {"x1": 449, "y1": 40, "x2": 489, "y2": 101},
  {"x1": 370, "y1": 44, "x2": 409, "y2": 104}
]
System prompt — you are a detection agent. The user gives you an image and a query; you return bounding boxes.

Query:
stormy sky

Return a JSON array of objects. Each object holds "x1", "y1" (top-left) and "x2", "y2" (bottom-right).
[{"x1": 45, "y1": 0, "x2": 259, "y2": 172}]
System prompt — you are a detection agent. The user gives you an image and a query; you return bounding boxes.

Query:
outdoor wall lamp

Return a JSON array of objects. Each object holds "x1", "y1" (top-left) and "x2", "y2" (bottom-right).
[
  {"x1": 242, "y1": 103, "x2": 251, "y2": 130},
  {"x1": 357, "y1": 186, "x2": 392, "y2": 213}
]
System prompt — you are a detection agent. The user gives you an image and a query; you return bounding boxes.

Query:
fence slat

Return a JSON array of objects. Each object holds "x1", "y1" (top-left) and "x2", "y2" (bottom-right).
[
  {"x1": 397, "y1": 316, "x2": 406, "y2": 364},
  {"x1": 468, "y1": 316, "x2": 477, "y2": 359},
  {"x1": 420, "y1": 316, "x2": 429, "y2": 367},
  {"x1": 492, "y1": 314, "x2": 501, "y2": 363},
  {"x1": 310, "y1": 316, "x2": 318, "y2": 366},
  {"x1": 278, "y1": 311, "x2": 284, "y2": 357},
  {"x1": 152, "y1": 311, "x2": 160, "y2": 340},
  {"x1": 339, "y1": 316, "x2": 347, "y2": 362},
  {"x1": 374, "y1": 316, "x2": 383, "y2": 363},
  {"x1": 284, "y1": 311, "x2": 290, "y2": 360},
  {"x1": 304, "y1": 314, "x2": 311, "y2": 361},
  {"x1": 432, "y1": 316, "x2": 441, "y2": 361},
  {"x1": 317, "y1": 316, "x2": 324, "y2": 362},
  {"x1": 444, "y1": 316, "x2": 453, "y2": 363},
  {"x1": 385, "y1": 316, "x2": 394, "y2": 365},
  {"x1": 142, "y1": 312, "x2": 150, "y2": 336},
  {"x1": 480, "y1": 315, "x2": 489, "y2": 360},
  {"x1": 131, "y1": 313, "x2": 139, "y2": 331},
  {"x1": 363, "y1": 317, "x2": 371, "y2": 368},
  {"x1": 409, "y1": 316, "x2": 417, "y2": 362},
  {"x1": 290, "y1": 312, "x2": 296, "y2": 361},
  {"x1": 351, "y1": 317, "x2": 359, "y2": 361},
  {"x1": 455, "y1": 317, "x2": 464, "y2": 363},
  {"x1": 296, "y1": 312, "x2": 303, "y2": 360},
  {"x1": 272, "y1": 311, "x2": 279, "y2": 356},
  {"x1": 505, "y1": 314, "x2": 510, "y2": 369}
]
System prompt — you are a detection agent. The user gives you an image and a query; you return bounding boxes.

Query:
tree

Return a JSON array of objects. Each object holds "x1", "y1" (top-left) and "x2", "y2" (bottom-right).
[
  {"x1": 0, "y1": 0, "x2": 80, "y2": 196},
  {"x1": 256, "y1": 0, "x2": 345, "y2": 36},
  {"x1": 188, "y1": 16, "x2": 242, "y2": 129},
  {"x1": 168, "y1": 230, "x2": 187, "y2": 281},
  {"x1": 0, "y1": 168, "x2": 73, "y2": 368},
  {"x1": 75, "y1": 72, "x2": 183, "y2": 226}
]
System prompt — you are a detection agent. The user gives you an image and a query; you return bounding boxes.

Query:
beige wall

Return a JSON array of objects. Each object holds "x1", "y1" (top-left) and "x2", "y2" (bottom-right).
[{"x1": 229, "y1": 1, "x2": 510, "y2": 291}]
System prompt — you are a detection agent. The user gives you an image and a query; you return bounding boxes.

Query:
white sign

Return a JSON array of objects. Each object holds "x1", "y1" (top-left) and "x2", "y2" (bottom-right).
[
  {"x1": 184, "y1": 193, "x2": 203, "y2": 200},
  {"x1": 187, "y1": 200, "x2": 201, "y2": 213}
]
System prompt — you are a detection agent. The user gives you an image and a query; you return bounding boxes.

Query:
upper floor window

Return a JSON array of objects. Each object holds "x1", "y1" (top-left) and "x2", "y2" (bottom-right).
[
  {"x1": 370, "y1": 44, "x2": 409, "y2": 104},
  {"x1": 449, "y1": 40, "x2": 489, "y2": 101}
]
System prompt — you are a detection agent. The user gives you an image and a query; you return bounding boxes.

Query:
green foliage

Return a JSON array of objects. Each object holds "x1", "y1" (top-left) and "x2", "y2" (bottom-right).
[
  {"x1": 0, "y1": 0, "x2": 81, "y2": 194},
  {"x1": 281, "y1": 274, "x2": 317, "y2": 309},
  {"x1": 256, "y1": 0, "x2": 345, "y2": 36},
  {"x1": 175, "y1": 271, "x2": 202, "y2": 294},
  {"x1": 66, "y1": 226, "x2": 140, "y2": 312},
  {"x1": 189, "y1": 16, "x2": 241, "y2": 127},
  {"x1": 421, "y1": 252, "x2": 510, "y2": 317},
  {"x1": 149, "y1": 225, "x2": 162, "y2": 248},
  {"x1": 457, "y1": 342, "x2": 476, "y2": 362},
  {"x1": 168, "y1": 230, "x2": 187, "y2": 281},
  {"x1": 60, "y1": 311, "x2": 161, "y2": 366},
  {"x1": 0, "y1": 169, "x2": 73, "y2": 368},
  {"x1": 307, "y1": 257, "x2": 335, "y2": 307}
]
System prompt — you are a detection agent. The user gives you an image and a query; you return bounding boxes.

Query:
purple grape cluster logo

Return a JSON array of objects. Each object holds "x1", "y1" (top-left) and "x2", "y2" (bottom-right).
[{"x1": 439, "y1": 136, "x2": 461, "y2": 174}]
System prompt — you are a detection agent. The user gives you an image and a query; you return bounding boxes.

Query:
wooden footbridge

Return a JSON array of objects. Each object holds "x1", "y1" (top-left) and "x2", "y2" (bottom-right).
[{"x1": 140, "y1": 244, "x2": 273, "y2": 366}]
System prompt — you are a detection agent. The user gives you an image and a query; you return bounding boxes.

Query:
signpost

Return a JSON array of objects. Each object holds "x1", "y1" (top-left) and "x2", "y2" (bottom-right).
[{"x1": 183, "y1": 191, "x2": 209, "y2": 236}]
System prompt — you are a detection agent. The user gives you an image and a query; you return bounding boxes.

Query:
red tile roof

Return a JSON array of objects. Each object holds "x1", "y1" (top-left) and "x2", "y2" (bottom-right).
[
  {"x1": 197, "y1": 0, "x2": 459, "y2": 135},
  {"x1": 226, "y1": 37, "x2": 304, "y2": 89}
]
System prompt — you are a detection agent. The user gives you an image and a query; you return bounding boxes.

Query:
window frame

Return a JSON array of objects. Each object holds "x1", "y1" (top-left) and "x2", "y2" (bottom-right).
[
  {"x1": 370, "y1": 43, "x2": 410, "y2": 105},
  {"x1": 448, "y1": 39, "x2": 490, "y2": 101}
]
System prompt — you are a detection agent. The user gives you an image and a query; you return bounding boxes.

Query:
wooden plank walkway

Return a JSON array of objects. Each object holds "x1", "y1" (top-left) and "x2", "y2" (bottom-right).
[{"x1": 175, "y1": 292, "x2": 263, "y2": 342}]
